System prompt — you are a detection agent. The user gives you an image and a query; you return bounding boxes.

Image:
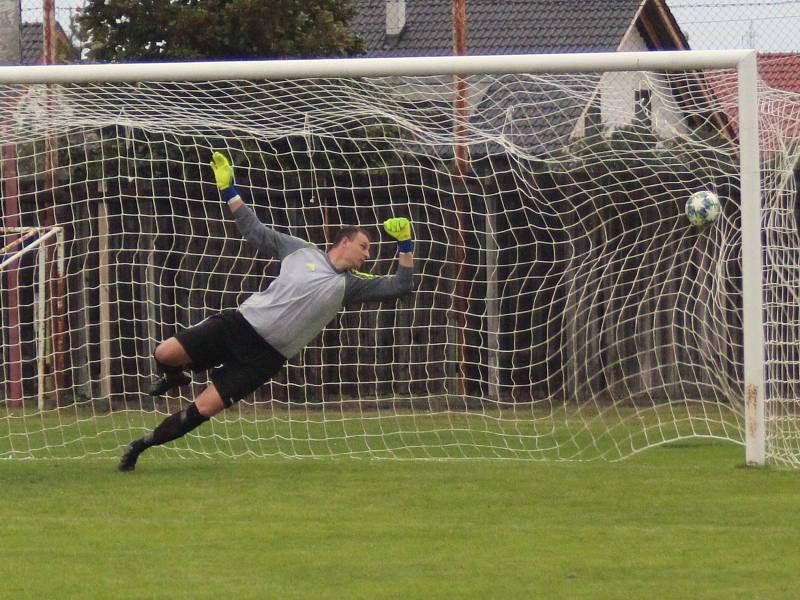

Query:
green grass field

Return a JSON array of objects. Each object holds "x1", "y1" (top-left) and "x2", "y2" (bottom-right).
[
  {"x1": 1, "y1": 400, "x2": 743, "y2": 461},
  {"x1": 1, "y1": 437, "x2": 798, "y2": 599}
]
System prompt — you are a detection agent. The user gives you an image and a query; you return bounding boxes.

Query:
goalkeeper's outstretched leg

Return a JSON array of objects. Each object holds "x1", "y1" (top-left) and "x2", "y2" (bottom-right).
[
  {"x1": 117, "y1": 309, "x2": 288, "y2": 472},
  {"x1": 116, "y1": 384, "x2": 225, "y2": 472}
]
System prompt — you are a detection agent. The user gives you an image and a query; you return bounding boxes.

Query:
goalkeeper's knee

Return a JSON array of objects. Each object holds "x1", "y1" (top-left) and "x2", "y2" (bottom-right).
[{"x1": 153, "y1": 341, "x2": 189, "y2": 372}]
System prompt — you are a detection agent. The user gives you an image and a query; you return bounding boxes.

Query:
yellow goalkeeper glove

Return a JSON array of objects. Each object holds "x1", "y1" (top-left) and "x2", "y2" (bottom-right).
[
  {"x1": 383, "y1": 217, "x2": 413, "y2": 252},
  {"x1": 210, "y1": 151, "x2": 239, "y2": 200}
]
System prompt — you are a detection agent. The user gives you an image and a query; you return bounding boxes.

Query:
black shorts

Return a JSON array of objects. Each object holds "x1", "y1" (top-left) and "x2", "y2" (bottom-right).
[{"x1": 174, "y1": 309, "x2": 287, "y2": 407}]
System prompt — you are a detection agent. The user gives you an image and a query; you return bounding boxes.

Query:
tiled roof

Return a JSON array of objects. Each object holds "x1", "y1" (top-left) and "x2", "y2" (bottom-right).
[
  {"x1": 21, "y1": 23, "x2": 45, "y2": 66},
  {"x1": 20, "y1": 22, "x2": 75, "y2": 66},
  {"x1": 757, "y1": 53, "x2": 800, "y2": 94},
  {"x1": 474, "y1": 73, "x2": 601, "y2": 157},
  {"x1": 350, "y1": 0, "x2": 646, "y2": 57},
  {"x1": 705, "y1": 53, "x2": 800, "y2": 151}
]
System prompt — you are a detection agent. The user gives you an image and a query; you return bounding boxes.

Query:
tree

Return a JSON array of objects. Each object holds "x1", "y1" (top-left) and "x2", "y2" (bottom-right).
[{"x1": 77, "y1": 0, "x2": 365, "y2": 62}]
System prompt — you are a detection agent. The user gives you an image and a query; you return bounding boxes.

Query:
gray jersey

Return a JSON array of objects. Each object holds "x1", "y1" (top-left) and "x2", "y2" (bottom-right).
[{"x1": 234, "y1": 204, "x2": 414, "y2": 358}]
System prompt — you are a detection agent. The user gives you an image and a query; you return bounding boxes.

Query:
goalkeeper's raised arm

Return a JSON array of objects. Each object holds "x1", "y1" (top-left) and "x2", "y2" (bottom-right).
[
  {"x1": 116, "y1": 152, "x2": 416, "y2": 473},
  {"x1": 211, "y1": 151, "x2": 308, "y2": 260},
  {"x1": 343, "y1": 217, "x2": 414, "y2": 304}
]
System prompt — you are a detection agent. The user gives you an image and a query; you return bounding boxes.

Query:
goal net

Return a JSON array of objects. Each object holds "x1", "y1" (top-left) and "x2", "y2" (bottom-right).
[{"x1": 0, "y1": 52, "x2": 793, "y2": 464}]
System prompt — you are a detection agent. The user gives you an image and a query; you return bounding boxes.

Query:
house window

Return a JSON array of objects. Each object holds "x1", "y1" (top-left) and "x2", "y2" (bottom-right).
[{"x1": 635, "y1": 88, "x2": 652, "y2": 131}]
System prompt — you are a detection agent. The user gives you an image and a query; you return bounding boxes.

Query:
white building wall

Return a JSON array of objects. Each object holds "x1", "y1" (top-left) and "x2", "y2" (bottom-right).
[{"x1": 597, "y1": 30, "x2": 689, "y2": 139}]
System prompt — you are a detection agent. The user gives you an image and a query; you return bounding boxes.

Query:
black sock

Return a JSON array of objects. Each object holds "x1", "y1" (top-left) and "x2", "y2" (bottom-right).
[{"x1": 140, "y1": 404, "x2": 210, "y2": 449}]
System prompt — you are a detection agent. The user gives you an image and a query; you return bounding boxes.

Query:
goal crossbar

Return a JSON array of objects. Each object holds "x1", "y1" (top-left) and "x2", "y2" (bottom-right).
[{"x1": 0, "y1": 50, "x2": 755, "y2": 83}]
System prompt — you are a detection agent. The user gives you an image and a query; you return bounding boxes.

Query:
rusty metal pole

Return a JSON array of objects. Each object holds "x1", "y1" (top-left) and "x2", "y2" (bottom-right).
[
  {"x1": 452, "y1": 0, "x2": 469, "y2": 400},
  {"x1": 43, "y1": 0, "x2": 68, "y2": 401},
  {"x1": 453, "y1": 0, "x2": 469, "y2": 175},
  {"x1": 43, "y1": 0, "x2": 56, "y2": 65}
]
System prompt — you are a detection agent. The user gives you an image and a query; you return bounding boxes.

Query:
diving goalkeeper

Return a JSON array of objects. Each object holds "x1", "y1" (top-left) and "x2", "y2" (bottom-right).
[{"x1": 117, "y1": 152, "x2": 415, "y2": 472}]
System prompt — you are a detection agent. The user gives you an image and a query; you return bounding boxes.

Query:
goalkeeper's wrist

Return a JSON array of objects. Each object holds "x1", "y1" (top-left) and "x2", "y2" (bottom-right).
[
  {"x1": 397, "y1": 239, "x2": 413, "y2": 253},
  {"x1": 221, "y1": 185, "x2": 240, "y2": 202}
]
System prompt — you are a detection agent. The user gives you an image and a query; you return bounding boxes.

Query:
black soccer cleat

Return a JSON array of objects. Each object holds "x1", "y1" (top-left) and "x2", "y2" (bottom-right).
[
  {"x1": 148, "y1": 371, "x2": 192, "y2": 397},
  {"x1": 116, "y1": 440, "x2": 146, "y2": 473}
]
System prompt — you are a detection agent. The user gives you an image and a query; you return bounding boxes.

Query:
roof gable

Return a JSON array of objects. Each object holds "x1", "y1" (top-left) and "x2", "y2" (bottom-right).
[{"x1": 350, "y1": 0, "x2": 649, "y2": 57}]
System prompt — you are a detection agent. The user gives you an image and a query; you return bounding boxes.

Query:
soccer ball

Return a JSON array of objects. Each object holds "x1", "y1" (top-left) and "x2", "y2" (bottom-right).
[{"x1": 685, "y1": 191, "x2": 722, "y2": 227}]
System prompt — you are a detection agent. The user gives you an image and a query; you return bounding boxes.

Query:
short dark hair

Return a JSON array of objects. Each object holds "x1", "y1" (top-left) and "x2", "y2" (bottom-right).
[{"x1": 331, "y1": 225, "x2": 371, "y2": 248}]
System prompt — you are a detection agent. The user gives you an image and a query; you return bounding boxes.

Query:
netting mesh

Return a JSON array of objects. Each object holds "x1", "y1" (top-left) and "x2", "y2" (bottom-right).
[{"x1": 0, "y1": 65, "x2": 797, "y2": 462}]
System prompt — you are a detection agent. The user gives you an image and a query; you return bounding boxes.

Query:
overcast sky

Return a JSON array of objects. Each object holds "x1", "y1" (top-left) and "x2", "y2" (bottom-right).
[
  {"x1": 668, "y1": 0, "x2": 800, "y2": 52},
  {"x1": 20, "y1": 0, "x2": 800, "y2": 54}
]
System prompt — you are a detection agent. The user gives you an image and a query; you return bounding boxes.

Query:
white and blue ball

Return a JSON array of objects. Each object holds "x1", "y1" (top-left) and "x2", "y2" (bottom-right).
[{"x1": 685, "y1": 191, "x2": 722, "y2": 227}]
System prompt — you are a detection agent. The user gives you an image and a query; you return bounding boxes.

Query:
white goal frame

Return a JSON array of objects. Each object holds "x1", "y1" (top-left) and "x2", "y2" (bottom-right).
[
  {"x1": 0, "y1": 50, "x2": 765, "y2": 464},
  {"x1": 1, "y1": 225, "x2": 65, "y2": 410}
]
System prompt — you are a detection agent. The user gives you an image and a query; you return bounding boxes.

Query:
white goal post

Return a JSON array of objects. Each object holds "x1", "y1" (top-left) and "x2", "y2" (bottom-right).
[
  {"x1": 0, "y1": 50, "x2": 780, "y2": 465},
  {"x1": 1, "y1": 225, "x2": 65, "y2": 411}
]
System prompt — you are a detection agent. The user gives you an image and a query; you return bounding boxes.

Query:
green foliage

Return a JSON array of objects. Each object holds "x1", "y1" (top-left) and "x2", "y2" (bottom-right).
[{"x1": 76, "y1": 0, "x2": 365, "y2": 62}]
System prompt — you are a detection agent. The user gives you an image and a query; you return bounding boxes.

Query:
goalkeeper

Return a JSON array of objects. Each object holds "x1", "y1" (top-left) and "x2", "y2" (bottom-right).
[{"x1": 117, "y1": 152, "x2": 415, "y2": 472}]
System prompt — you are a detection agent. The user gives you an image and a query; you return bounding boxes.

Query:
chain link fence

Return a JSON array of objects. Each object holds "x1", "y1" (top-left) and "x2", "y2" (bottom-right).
[{"x1": 671, "y1": 0, "x2": 800, "y2": 52}]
